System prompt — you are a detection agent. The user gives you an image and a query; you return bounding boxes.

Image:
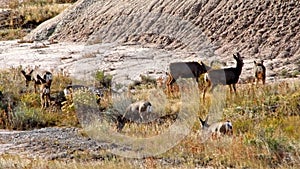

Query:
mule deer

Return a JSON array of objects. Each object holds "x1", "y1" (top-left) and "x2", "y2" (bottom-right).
[
  {"x1": 116, "y1": 100, "x2": 152, "y2": 132},
  {"x1": 254, "y1": 60, "x2": 266, "y2": 85},
  {"x1": 167, "y1": 61, "x2": 210, "y2": 94},
  {"x1": 40, "y1": 83, "x2": 51, "y2": 109},
  {"x1": 203, "y1": 53, "x2": 244, "y2": 100},
  {"x1": 123, "y1": 100, "x2": 152, "y2": 120},
  {"x1": 21, "y1": 68, "x2": 52, "y2": 93},
  {"x1": 199, "y1": 116, "x2": 233, "y2": 139}
]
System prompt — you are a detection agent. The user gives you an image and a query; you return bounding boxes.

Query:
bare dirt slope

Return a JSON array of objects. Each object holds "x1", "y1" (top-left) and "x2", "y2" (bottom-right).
[{"x1": 25, "y1": 0, "x2": 300, "y2": 65}]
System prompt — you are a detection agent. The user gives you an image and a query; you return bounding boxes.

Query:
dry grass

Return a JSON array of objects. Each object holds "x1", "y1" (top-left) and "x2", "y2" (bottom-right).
[
  {"x1": 0, "y1": 0, "x2": 74, "y2": 40},
  {"x1": 0, "y1": 66, "x2": 299, "y2": 168},
  {"x1": 79, "y1": 78, "x2": 300, "y2": 168}
]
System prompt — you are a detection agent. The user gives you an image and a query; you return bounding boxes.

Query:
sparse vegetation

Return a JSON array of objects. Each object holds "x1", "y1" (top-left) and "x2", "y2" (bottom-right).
[
  {"x1": 0, "y1": 0, "x2": 75, "y2": 40},
  {"x1": 95, "y1": 70, "x2": 113, "y2": 88},
  {"x1": 0, "y1": 66, "x2": 299, "y2": 168},
  {"x1": 0, "y1": 0, "x2": 300, "y2": 167}
]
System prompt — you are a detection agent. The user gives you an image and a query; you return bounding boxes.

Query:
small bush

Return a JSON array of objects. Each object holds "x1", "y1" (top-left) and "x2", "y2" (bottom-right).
[
  {"x1": 10, "y1": 106, "x2": 51, "y2": 130},
  {"x1": 95, "y1": 70, "x2": 113, "y2": 88}
]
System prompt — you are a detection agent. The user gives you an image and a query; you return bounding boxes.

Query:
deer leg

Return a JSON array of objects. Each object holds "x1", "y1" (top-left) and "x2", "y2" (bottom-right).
[
  {"x1": 167, "y1": 79, "x2": 176, "y2": 97},
  {"x1": 46, "y1": 93, "x2": 50, "y2": 108},
  {"x1": 230, "y1": 85, "x2": 233, "y2": 93},
  {"x1": 138, "y1": 107, "x2": 144, "y2": 121},
  {"x1": 34, "y1": 83, "x2": 37, "y2": 93},
  {"x1": 166, "y1": 76, "x2": 172, "y2": 96},
  {"x1": 210, "y1": 83, "x2": 217, "y2": 93},
  {"x1": 40, "y1": 93, "x2": 45, "y2": 109},
  {"x1": 255, "y1": 78, "x2": 259, "y2": 86},
  {"x1": 203, "y1": 80, "x2": 212, "y2": 100},
  {"x1": 232, "y1": 84, "x2": 237, "y2": 94},
  {"x1": 166, "y1": 84, "x2": 172, "y2": 96}
]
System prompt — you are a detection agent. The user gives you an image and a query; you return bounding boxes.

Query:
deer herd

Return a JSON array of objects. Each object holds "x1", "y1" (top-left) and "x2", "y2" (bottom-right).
[{"x1": 20, "y1": 52, "x2": 266, "y2": 139}]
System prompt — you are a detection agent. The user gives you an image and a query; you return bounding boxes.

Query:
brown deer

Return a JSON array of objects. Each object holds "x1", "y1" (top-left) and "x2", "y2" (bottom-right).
[
  {"x1": 203, "y1": 53, "x2": 244, "y2": 100},
  {"x1": 21, "y1": 67, "x2": 53, "y2": 109},
  {"x1": 167, "y1": 61, "x2": 210, "y2": 95},
  {"x1": 40, "y1": 83, "x2": 51, "y2": 109},
  {"x1": 21, "y1": 67, "x2": 52, "y2": 93},
  {"x1": 254, "y1": 60, "x2": 266, "y2": 85}
]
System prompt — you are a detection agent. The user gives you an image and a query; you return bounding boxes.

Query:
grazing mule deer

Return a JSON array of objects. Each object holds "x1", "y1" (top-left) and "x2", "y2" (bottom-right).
[
  {"x1": 123, "y1": 101, "x2": 152, "y2": 120},
  {"x1": 167, "y1": 61, "x2": 210, "y2": 94},
  {"x1": 199, "y1": 116, "x2": 233, "y2": 139},
  {"x1": 116, "y1": 100, "x2": 153, "y2": 132},
  {"x1": 254, "y1": 60, "x2": 266, "y2": 85},
  {"x1": 203, "y1": 53, "x2": 244, "y2": 100},
  {"x1": 21, "y1": 68, "x2": 53, "y2": 93}
]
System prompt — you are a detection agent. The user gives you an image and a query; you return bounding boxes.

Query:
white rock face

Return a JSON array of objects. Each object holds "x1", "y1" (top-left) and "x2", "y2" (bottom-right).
[{"x1": 0, "y1": 40, "x2": 298, "y2": 89}]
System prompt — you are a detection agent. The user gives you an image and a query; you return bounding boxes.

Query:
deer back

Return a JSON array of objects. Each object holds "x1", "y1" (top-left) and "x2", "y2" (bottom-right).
[{"x1": 169, "y1": 62, "x2": 207, "y2": 80}]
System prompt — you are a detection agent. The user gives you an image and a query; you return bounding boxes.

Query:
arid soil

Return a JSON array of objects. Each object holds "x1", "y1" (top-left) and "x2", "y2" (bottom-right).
[{"x1": 0, "y1": 127, "x2": 113, "y2": 160}]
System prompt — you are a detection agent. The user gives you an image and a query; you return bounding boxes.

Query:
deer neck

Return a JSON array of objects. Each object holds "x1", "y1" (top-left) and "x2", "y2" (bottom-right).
[{"x1": 236, "y1": 63, "x2": 243, "y2": 76}]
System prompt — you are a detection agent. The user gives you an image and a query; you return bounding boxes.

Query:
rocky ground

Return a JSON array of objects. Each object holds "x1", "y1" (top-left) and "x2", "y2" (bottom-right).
[
  {"x1": 0, "y1": 127, "x2": 114, "y2": 160},
  {"x1": 0, "y1": 127, "x2": 201, "y2": 166},
  {"x1": 1, "y1": 39, "x2": 299, "y2": 88}
]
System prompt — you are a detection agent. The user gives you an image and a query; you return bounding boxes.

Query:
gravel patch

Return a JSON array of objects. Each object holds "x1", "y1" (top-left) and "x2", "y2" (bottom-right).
[{"x1": 0, "y1": 127, "x2": 118, "y2": 160}]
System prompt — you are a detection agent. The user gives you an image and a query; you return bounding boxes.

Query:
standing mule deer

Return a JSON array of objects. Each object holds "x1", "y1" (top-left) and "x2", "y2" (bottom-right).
[
  {"x1": 167, "y1": 61, "x2": 210, "y2": 94},
  {"x1": 254, "y1": 60, "x2": 266, "y2": 85},
  {"x1": 199, "y1": 116, "x2": 233, "y2": 139},
  {"x1": 21, "y1": 68, "x2": 53, "y2": 93},
  {"x1": 21, "y1": 67, "x2": 53, "y2": 108},
  {"x1": 203, "y1": 53, "x2": 244, "y2": 100},
  {"x1": 40, "y1": 83, "x2": 51, "y2": 109}
]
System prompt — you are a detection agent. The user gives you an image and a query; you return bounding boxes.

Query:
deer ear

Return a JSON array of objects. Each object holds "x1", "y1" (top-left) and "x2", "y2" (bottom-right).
[
  {"x1": 205, "y1": 116, "x2": 209, "y2": 123},
  {"x1": 199, "y1": 117, "x2": 204, "y2": 124},
  {"x1": 21, "y1": 70, "x2": 26, "y2": 76},
  {"x1": 233, "y1": 54, "x2": 237, "y2": 60},
  {"x1": 254, "y1": 61, "x2": 257, "y2": 65}
]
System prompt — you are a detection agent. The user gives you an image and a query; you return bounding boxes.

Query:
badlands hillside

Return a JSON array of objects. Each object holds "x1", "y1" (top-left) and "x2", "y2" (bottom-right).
[
  {"x1": 1, "y1": 0, "x2": 299, "y2": 84},
  {"x1": 23, "y1": 0, "x2": 300, "y2": 78}
]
